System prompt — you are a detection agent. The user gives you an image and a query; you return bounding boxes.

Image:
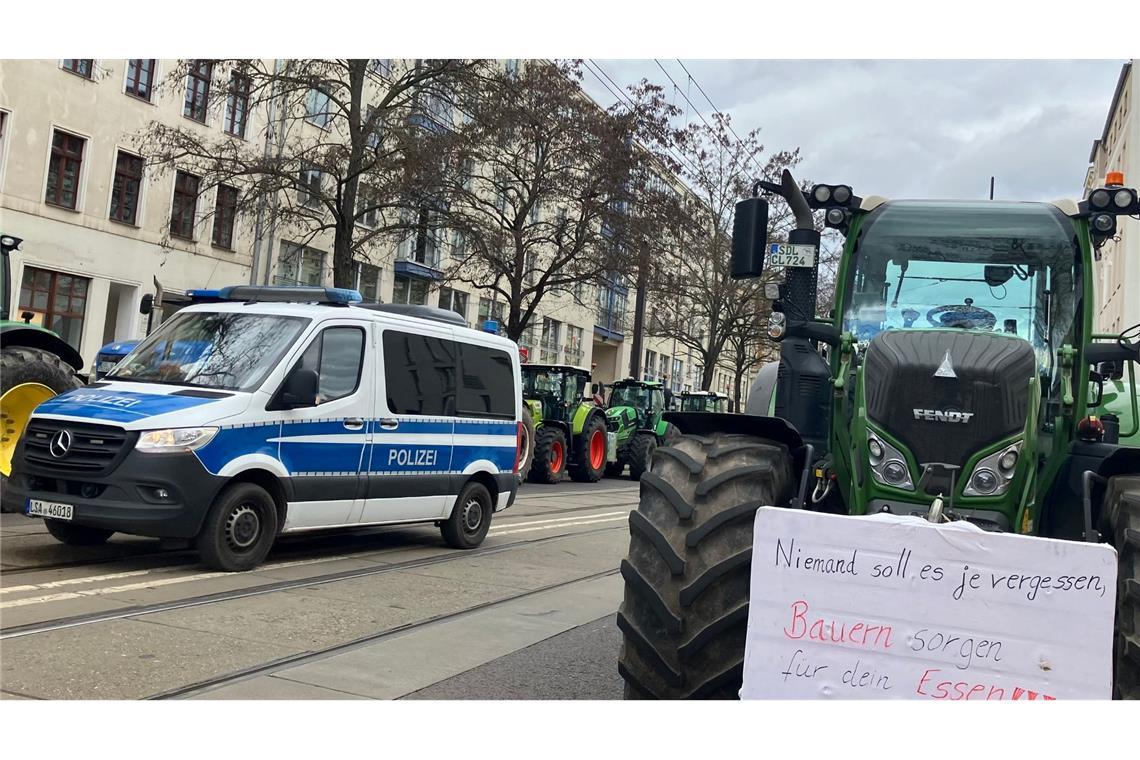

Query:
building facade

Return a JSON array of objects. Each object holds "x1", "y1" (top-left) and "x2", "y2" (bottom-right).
[
  {"x1": 0, "y1": 58, "x2": 749, "y2": 396},
  {"x1": 1086, "y1": 60, "x2": 1138, "y2": 336}
]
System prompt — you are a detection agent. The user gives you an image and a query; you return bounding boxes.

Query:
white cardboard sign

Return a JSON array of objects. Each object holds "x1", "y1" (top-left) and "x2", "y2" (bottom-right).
[{"x1": 741, "y1": 507, "x2": 1118, "y2": 700}]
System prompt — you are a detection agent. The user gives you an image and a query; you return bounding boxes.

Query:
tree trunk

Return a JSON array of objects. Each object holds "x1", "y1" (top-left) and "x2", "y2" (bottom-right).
[{"x1": 332, "y1": 60, "x2": 367, "y2": 290}]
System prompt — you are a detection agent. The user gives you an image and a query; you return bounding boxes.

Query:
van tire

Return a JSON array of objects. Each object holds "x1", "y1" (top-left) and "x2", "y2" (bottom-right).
[
  {"x1": 442, "y1": 481, "x2": 493, "y2": 549},
  {"x1": 44, "y1": 519, "x2": 113, "y2": 546},
  {"x1": 196, "y1": 482, "x2": 278, "y2": 572}
]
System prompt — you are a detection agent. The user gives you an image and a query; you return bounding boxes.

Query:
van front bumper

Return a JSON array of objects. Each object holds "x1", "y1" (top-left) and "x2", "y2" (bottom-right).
[{"x1": 2, "y1": 446, "x2": 227, "y2": 539}]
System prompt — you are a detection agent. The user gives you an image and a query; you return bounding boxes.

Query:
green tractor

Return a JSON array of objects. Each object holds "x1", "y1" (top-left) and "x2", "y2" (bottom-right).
[
  {"x1": 604, "y1": 378, "x2": 679, "y2": 480},
  {"x1": 676, "y1": 389, "x2": 731, "y2": 414},
  {"x1": 0, "y1": 235, "x2": 84, "y2": 497},
  {"x1": 520, "y1": 364, "x2": 613, "y2": 484},
  {"x1": 616, "y1": 169, "x2": 1140, "y2": 699}
]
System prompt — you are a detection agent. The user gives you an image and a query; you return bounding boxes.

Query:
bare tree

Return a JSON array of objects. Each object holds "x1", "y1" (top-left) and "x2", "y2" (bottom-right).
[
  {"x1": 433, "y1": 60, "x2": 677, "y2": 342},
  {"x1": 647, "y1": 113, "x2": 801, "y2": 390},
  {"x1": 723, "y1": 298, "x2": 778, "y2": 410},
  {"x1": 135, "y1": 58, "x2": 481, "y2": 288}
]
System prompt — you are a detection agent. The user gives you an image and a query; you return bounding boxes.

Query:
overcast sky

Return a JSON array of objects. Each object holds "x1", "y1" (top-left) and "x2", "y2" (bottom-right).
[{"x1": 579, "y1": 60, "x2": 1125, "y2": 202}]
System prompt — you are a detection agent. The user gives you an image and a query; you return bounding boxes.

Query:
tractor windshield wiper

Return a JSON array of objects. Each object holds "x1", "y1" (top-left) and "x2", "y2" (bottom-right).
[{"x1": 890, "y1": 261, "x2": 909, "y2": 307}]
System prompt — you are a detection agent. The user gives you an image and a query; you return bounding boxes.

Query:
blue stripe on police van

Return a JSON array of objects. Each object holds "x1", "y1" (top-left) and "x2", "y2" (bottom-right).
[
  {"x1": 194, "y1": 423, "x2": 282, "y2": 475},
  {"x1": 34, "y1": 388, "x2": 218, "y2": 423}
]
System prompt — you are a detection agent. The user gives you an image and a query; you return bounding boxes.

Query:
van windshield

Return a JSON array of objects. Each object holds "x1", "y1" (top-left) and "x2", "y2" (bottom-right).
[{"x1": 109, "y1": 312, "x2": 310, "y2": 391}]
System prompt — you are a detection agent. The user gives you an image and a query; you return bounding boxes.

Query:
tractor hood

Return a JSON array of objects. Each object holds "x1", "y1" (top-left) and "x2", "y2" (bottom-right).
[
  {"x1": 606, "y1": 406, "x2": 638, "y2": 428},
  {"x1": 862, "y1": 329, "x2": 1036, "y2": 478},
  {"x1": 29, "y1": 382, "x2": 252, "y2": 430}
]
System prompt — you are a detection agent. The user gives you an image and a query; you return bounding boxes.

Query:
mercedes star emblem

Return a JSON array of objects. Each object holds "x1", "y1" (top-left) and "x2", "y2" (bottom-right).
[{"x1": 49, "y1": 429, "x2": 73, "y2": 458}]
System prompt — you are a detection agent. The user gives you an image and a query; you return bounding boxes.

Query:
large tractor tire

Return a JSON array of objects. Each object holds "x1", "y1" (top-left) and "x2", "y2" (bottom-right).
[
  {"x1": 1105, "y1": 475, "x2": 1140, "y2": 699},
  {"x1": 529, "y1": 426, "x2": 567, "y2": 484},
  {"x1": 518, "y1": 407, "x2": 536, "y2": 483},
  {"x1": 1, "y1": 346, "x2": 83, "y2": 487},
  {"x1": 617, "y1": 432, "x2": 794, "y2": 699},
  {"x1": 663, "y1": 422, "x2": 681, "y2": 444},
  {"x1": 627, "y1": 432, "x2": 658, "y2": 481},
  {"x1": 569, "y1": 417, "x2": 607, "y2": 483}
]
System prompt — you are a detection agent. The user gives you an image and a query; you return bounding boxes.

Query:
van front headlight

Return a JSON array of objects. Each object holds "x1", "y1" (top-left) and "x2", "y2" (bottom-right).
[{"x1": 135, "y1": 427, "x2": 219, "y2": 453}]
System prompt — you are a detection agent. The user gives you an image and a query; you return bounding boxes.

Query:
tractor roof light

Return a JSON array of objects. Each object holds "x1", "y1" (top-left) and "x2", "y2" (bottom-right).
[
  {"x1": 832, "y1": 185, "x2": 852, "y2": 204},
  {"x1": 812, "y1": 185, "x2": 832, "y2": 204},
  {"x1": 825, "y1": 208, "x2": 846, "y2": 225},
  {"x1": 1090, "y1": 189, "x2": 1111, "y2": 209},
  {"x1": 1092, "y1": 213, "x2": 1116, "y2": 234},
  {"x1": 1113, "y1": 188, "x2": 1137, "y2": 209},
  {"x1": 1106, "y1": 171, "x2": 1125, "y2": 186}
]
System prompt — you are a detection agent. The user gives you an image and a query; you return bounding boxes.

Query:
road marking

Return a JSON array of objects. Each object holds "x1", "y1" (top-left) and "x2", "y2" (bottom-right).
[
  {"x1": 489, "y1": 510, "x2": 629, "y2": 529},
  {"x1": 0, "y1": 513, "x2": 631, "y2": 609}
]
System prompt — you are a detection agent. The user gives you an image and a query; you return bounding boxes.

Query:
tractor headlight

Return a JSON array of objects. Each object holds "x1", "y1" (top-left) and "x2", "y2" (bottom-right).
[
  {"x1": 136, "y1": 427, "x2": 219, "y2": 453},
  {"x1": 964, "y1": 441, "x2": 1022, "y2": 497},
  {"x1": 1089, "y1": 189, "x2": 1111, "y2": 209},
  {"x1": 867, "y1": 431, "x2": 914, "y2": 491}
]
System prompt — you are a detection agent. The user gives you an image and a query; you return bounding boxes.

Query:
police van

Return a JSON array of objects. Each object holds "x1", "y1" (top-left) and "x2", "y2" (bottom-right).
[{"x1": 5, "y1": 286, "x2": 524, "y2": 571}]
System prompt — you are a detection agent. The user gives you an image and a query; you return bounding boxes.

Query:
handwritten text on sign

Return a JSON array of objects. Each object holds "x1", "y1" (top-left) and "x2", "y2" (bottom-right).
[{"x1": 741, "y1": 508, "x2": 1117, "y2": 699}]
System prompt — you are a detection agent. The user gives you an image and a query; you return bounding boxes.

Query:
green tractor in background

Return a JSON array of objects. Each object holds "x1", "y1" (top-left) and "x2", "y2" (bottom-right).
[
  {"x1": 617, "y1": 169, "x2": 1140, "y2": 699},
  {"x1": 520, "y1": 364, "x2": 613, "y2": 484},
  {"x1": 604, "y1": 378, "x2": 679, "y2": 480},
  {"x1": 1, "y1": 235, "x2": 85, "y2": 499},
  {"x1": 676, "y1": 390, "x2": 732, "y2": 414}
]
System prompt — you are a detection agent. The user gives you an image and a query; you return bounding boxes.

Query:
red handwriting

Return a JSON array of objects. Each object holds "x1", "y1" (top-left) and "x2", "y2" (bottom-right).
[
  {"x1": 782, "y1": 599, "x2": 894, "y2": 650},
  {"x1": 915, "y1": 668, "x2": 1057, "y2": 700}
]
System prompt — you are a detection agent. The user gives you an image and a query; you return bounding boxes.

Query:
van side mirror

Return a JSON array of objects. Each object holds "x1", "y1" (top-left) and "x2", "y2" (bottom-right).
[
  {"x1": 731, "y1": 197, "x2": 770, "y2": 279},
  {"x1": 282, "y1": 368, "x2": 319, "y2": 408}
]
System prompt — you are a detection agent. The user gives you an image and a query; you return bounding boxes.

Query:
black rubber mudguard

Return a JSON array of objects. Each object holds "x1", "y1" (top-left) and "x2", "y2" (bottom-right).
[{"x1": 663, "y1": 411, "x2": 804, "y2": 451}]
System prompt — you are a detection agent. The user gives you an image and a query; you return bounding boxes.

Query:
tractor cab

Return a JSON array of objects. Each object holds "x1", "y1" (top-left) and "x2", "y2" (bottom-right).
[
  {"x1": 603, "y1": 379, "x2": 677, "y2": 480},
  {"x1": 677, "y1": 389, "x2": 730, "y2": 414},
  {"x1": 521, "y1": 364, "x2": 591, "y2": 424}
]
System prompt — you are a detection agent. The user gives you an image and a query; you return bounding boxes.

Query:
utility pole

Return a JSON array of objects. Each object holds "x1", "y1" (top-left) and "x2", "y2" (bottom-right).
[
  {"x1": 628, "y1": 237, "x2": 649, "y2": 380},
  {"x1": 989, "y1": 176, "x2": 995, "y2": 200}
]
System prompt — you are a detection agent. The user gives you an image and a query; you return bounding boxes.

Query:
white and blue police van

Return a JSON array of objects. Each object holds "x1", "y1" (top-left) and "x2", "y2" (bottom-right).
[{"x1": 5, "y1": 286, "x2": 524, "y2": 571}]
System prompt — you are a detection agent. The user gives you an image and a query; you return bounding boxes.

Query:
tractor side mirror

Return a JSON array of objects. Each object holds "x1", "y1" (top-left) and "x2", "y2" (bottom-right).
[
  {"x1": 140, "y1": 294, "x2": 154, "y2": 315},
  {"x1": 1086, "y1": 342, "x2": 1139, "y2": 366},
  {"x1": 731, "y1": 197, "x2": 770, "y2": 279}
]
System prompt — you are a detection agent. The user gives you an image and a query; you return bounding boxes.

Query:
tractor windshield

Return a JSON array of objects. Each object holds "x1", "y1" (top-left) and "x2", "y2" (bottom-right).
[
  {"x1": 842, "y1": 201, "x2": 1082, "y2": 375},
  {"x1": 610, "y1": 384, "x2": 651, "y2": 409},
  {"x1": 523, "y1": 368, "x2": 580, "y2": 404}
]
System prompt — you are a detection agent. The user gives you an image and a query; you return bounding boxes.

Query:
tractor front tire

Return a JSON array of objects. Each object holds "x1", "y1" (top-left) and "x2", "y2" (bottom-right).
[
  {"x1": 617, "y1": 432, "x2": 794, "y2": 699},
  {"x1": 569, "y1": 417, "x2": 607, "y2": 483},
  {"x1": 1106, "y1": 475, "x2": 1140, "y2": 699},
  {"x1": 518, "y1": 408, "x2": 536, "y2": 483},
  {"x1": 529, "y1": 426, "x2": 567, "y2": 484},
  {"x1": 627, "y1": 432, "x2": 658, "y2": 481}
]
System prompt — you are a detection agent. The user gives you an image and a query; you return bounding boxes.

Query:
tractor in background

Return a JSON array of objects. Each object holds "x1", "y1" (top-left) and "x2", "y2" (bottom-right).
[
  {"x1": 604, "y1": 378, "x2": 679, "y2": 480},
  {"x1": 676, "y1": 389, "x2": 732, "y2": 414},
  {"x1": 616, "y1": 168, "x2": 1140, "y2": 699},
  {"x1": 520, "y1": 364, "x2": 613, "y2": 483}
]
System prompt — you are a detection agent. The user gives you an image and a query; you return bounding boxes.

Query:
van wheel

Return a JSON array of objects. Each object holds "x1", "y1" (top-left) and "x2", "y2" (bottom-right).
[
  {"x1": 442, "y1": 481, "x2": 493, "y2": 549},
  {"x1": 44, "y1": 519, "x2": 114, "y2": 546},
  {"x1": 196, "y1": 483, "x2": 278, "y2": 572}
]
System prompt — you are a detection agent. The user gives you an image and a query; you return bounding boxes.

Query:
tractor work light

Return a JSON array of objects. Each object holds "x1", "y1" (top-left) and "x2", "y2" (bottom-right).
[
  {"x1": 1091, "y1": 213, "x2": 1116, "y2": 234},
  {"x1": 1113, "y1": 188, "x2": 1137, "y2": 209},
  {"x1": 767, "y1": 312, "x2": 786, "y2": 340},
  {"x1": 763, "y1": 282, "x2": 782, "y2": 301},
  {"x1": 813, "y1": 185, "x2": 832, "y2": 204},
  {"x1": 825, "y1": 208, "x2": 846, "y2": 226},
  {"x1": 807, "y1": 184, "x2": 857, "y2": 209},
  {"x1": 1090, "y1": 189, "x2": 1111, "y2": 209}
]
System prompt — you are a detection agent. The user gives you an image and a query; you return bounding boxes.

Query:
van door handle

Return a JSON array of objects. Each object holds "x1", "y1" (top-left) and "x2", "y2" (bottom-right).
[
  {"x1": 343, "y1": 417, "x2": 364, "y2": 430},
  {"x1": 379, "y1": 418, "x2": 399, "y2": 430}
]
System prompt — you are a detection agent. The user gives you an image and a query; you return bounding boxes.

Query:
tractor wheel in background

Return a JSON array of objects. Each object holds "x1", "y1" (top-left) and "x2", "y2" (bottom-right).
[
  {"x1": 569, "y1": 417, "x2": 607, "y2": 483},
  {"x1": 1, "y1": 346, "x2": 83, "y2": 491},
  {"x1": 663, "y1": 422, "x2": 681, "y2": 444},
  {"x1": 518, "y1": 408, "x2": 536, "y2": 483},
  {"x1": 529, "y1": 426, "x2": 567, "y2": 484},
  {"x1": 617, "y1": 432, "x2": 794, "y2": 698},
  {"x1": 627, "y1": 432, "x2": 658, "y2": 481},
  {"x1": 1105, "y1": 475, "x2": 1140, "y2": 699}
]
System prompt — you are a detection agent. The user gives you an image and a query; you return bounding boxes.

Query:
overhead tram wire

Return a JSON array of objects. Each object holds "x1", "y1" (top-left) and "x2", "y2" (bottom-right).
[{"x1": 674, "y1": 58, "x2": 768, "y2": 182}]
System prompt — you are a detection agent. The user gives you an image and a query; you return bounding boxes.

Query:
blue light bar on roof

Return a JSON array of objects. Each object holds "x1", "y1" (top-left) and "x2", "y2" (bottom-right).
[
  {"x1": 185, "y1": 289, "x2": 223, "y2": 300},
  {"x1": 216, "y1": 285, "x2": 363, "y2": 304}
]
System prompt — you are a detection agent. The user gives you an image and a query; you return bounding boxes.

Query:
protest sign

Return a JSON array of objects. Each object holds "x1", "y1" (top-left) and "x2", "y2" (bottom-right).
[{"x1": 741, "y1": 508, "x2": 1118, "y2": 699}]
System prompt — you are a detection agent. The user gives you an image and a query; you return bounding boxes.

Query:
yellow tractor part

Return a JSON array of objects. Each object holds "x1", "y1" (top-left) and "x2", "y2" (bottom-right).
[{"x1": 0, "y1": 382, "x2": 55, "y2": 477}]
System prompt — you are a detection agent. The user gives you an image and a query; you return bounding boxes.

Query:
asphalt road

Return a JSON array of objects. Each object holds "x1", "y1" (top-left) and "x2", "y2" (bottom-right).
[{"x1": 0, "y1": 478, "x2": 637, "y2": 700}]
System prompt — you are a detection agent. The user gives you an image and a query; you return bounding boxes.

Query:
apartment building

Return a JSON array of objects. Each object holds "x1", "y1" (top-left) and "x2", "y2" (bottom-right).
[
  {"x1": 0, "y1": 58, "x2": 751, "y2": 394},
  {"x1": 1086, "y1": 60, "x2": 1138, "y2": 336}
]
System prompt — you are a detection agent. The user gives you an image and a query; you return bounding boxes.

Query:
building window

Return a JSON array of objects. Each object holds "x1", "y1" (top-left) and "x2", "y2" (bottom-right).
[
  {"x1": 62, "y1": 59, "x2": 94, "y2": 79},
  {"x1": 356, "y1": 186, "x2": 378, "y2": 227},
  {"x1": 370, "y1": 59, "x2": 392, "y2": 78},
  {"x1": 306, "y1": 88, "x2": 331, "y2": 128},
  {"x1": 183, "y1": 60, "x2": 213, "y2": 122},
  {"x1": 224, "y1": 72, "x2": 250, "y2": 138},
  {"x1": 109, "y1": 150, "x2": 143, "y2": 225},
  {"x1": 505, "y1": 59, "x2": 520, "y2": 77},
  {"x1": 125, "y1": 59, "x2": 156, "y2": 101},
  {"x1": 212, "y1": 184, "x2": 239, "y2": 248},
  {"x1": 365, "y1": 105, "x2": 382, "y2": 150},
  {"x1": 565, "y1": 325, "x2": 584, "y2": 365},
  {"x1": 540, "y1": 317, "x2": 561, "y2": 364},
  {"x1": 477, "y1": 297, "x2": 505, "y2": 331},
  {"x1": 18, "y1": 267, "x2": 89, "y2": 349},
  {"x1": 438, "y1": 287, "x2": 468, "y2": 323},
  {"x1": 645, "y1": 350, "x2": 657, "y2": 381},
  {"x1": 45, "y1": 130, "x2": 86, "y2": 210},
  {"x1": 393, "y1": 274, "x2": 428, "y2": 305},
  {"x1": 298, "y1": 164, "x2": 322, "y2": 207},
  {"x1": 355, "y1": 262, "x2": 380, "y2": 302},
  {"x1": 170, "y1": 170, "x2": 200, "y2": 239},
  {"x1": 277, "y1": 242, "x2": 325, "y2": 286},
  {"x1": 672, "y1": 358, "x2": 683, "y2": 392}
]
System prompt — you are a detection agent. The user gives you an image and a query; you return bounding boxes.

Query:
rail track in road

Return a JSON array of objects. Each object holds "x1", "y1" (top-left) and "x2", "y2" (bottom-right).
[
  {"x1": 0, "y1": 522, "x2": 629, "y2": 640},
  {"x1": 149, "y1": 566, "x2": 621, "y2": 699},
  {"x1": 0, "y1": 497, "x2": 638, "y2": 577}
]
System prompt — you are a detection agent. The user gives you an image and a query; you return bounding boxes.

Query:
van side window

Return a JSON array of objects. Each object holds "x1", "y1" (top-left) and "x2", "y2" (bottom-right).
[
  {"x1": 383, "y1": 331, "x2": 457, "y2": 415},
  {"x1": 458, "y1": 344, "x2": 514, "y2": 419},
  {"x1": 296, "y1": 326, "x2": 365, "y2": 404}
]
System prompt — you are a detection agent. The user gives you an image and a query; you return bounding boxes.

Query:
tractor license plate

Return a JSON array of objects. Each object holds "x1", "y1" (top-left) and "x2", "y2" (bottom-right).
[
  {"x1": 767, "y1": 243, "x2": 817, "y2": 268},
  {"x1": 26, "y1": 499, "x2": 73, "y2": 521}
]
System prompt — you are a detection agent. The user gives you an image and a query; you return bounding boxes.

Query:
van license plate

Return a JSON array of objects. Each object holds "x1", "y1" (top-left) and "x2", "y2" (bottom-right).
[{"x1": 27, "y1": 500, "x2": 74, "y2": 521}]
